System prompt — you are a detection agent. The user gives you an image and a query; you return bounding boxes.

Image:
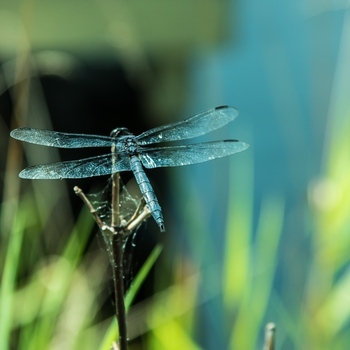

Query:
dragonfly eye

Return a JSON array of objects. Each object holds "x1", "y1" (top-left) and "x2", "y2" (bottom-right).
[{"x1": 110, "y1": 127, "x2": 131, "y2": 138}]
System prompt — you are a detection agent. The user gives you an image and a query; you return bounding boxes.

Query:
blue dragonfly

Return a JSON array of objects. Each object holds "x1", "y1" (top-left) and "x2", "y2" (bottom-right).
[{"x1": 10, "y1": 106, "x2": 249, "y2": 231}]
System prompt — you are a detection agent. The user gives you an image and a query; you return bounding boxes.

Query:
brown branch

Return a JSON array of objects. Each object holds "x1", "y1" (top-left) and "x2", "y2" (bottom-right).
[{"x1": 74, "y1": 180, "x2": 151, "y2": 350}]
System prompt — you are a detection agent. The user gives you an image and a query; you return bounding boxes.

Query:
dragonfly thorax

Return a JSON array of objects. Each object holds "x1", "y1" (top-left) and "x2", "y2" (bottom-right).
[
  {"x1": 111, "y1": 128, "x2": 139, "y2": 154},
  {"x1": 115, "y1": 135, "x2": 139, "y2": 155}
]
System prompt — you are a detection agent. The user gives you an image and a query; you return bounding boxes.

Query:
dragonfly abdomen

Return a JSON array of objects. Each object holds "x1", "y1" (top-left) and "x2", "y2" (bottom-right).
[{"x1": 129, "y1": 156, "x2": 165, "y2": 232}]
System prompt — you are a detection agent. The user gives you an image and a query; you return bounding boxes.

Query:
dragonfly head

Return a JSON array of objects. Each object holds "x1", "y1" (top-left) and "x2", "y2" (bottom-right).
[{"x1": 110, "y1": 127, "x2": 132, "y2": 138}]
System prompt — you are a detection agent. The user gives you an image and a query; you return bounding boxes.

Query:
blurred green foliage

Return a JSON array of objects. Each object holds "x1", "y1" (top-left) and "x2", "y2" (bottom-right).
[
  {"x1": 2, "y1": 78, "x2": 350, "y2": 349},
  {"x1": 1, "y1": 1, "x2": 350, "y2": 349}
]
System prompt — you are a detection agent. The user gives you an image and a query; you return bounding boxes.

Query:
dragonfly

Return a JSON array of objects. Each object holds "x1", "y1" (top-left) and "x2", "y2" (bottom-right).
[{"x1": 10, "y1": 105, "x2": 249, "y2": 232}]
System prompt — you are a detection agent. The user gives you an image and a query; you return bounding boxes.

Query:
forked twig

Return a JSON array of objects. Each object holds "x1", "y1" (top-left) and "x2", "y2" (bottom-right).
[
  {"x1": 74, "y1": 185, "x2": 151, "y2": 234},
  {"x1": 74, "y1": 186, "x2": 107, "y2": 229},
  {"x1": 74, "y1": 175, "x2": 151, "y2": 350}
]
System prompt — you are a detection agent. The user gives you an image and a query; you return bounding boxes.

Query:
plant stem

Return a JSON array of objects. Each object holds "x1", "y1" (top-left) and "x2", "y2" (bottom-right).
[
  {"x1": 111, "y1": 173, "x2": 120, "y2": 228},
  {"x1": 263, "y1": 323, "x2": 276, "y2": 350},
  {"x1": 112, "y1": 232, "x2": 128, "y2": 350},
  {"x1": 75, "y1": 173, "x2": 151, "y2": 350},
  {"x1": 111, "y1": 173, "x2": 128, "y2": 350}
]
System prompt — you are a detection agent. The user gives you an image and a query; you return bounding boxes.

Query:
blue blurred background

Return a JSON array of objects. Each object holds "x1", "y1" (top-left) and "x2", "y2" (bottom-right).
[{"x1": 1, "y1": 1, "x2": 350, "y2": 349}]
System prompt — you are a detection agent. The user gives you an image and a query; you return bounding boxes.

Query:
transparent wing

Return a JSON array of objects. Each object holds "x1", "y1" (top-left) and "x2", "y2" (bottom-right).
[
  {"x1": 136, "y1": 106, "x2": 239, "y2": 145},
  {"x1": 139, "y1": 140, "x2": 249, "y2": 168},
  {"x1": 19, "y1": 154, "x2": 131, "y2": 179},
  {"x1": 10, "y1": 128, "x2": 113, "y2": 148}
]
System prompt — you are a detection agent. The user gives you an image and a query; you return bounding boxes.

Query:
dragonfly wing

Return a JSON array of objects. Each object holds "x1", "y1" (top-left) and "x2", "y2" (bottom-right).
[
  {"x1": 19, "y1": 154, "x2": 131, "y2": 179},
  {"x1": 10, "y1": 128, "x2": 113, "y2": 148},
  {"x1": 136, "y1": 106, "x2": 239, "y2": 145},
  {"x1": 140, "y1": 140, "x2": 249, "y2": 168}
]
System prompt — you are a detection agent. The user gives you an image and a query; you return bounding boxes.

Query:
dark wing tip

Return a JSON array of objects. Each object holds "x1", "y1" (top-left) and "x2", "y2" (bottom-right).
[
  {"x1": 223, "y1": 139, "x2": 250, "y2": 151},
  {"x1": 214, "y1": 105, "x2": 239, "y2": 120},
  {"x1": 215, "y1": 105, "x2": 230, "y2": 110},
  {"x1": 215, "y1": 105, "x2": 238, "y2": 111}
]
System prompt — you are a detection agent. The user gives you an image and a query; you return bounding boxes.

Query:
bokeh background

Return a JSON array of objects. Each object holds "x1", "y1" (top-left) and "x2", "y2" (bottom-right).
[{"x1": 1, "y1": 1, "x2": 350, "y2": 349}]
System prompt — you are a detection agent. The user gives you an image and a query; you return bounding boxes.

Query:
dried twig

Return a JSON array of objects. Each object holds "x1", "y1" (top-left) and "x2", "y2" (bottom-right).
[
  {"x1": 263, "y1": 322, "x2": 276, "y2": 350},
  {"x1": 74, "y1": 177, "x2": 151, "y2": 350}
]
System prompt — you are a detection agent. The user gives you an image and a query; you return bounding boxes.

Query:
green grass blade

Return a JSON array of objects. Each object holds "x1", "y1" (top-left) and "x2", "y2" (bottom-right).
[{"x1": 0, "y1": 201, "x2": 26, "y2": 350}]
